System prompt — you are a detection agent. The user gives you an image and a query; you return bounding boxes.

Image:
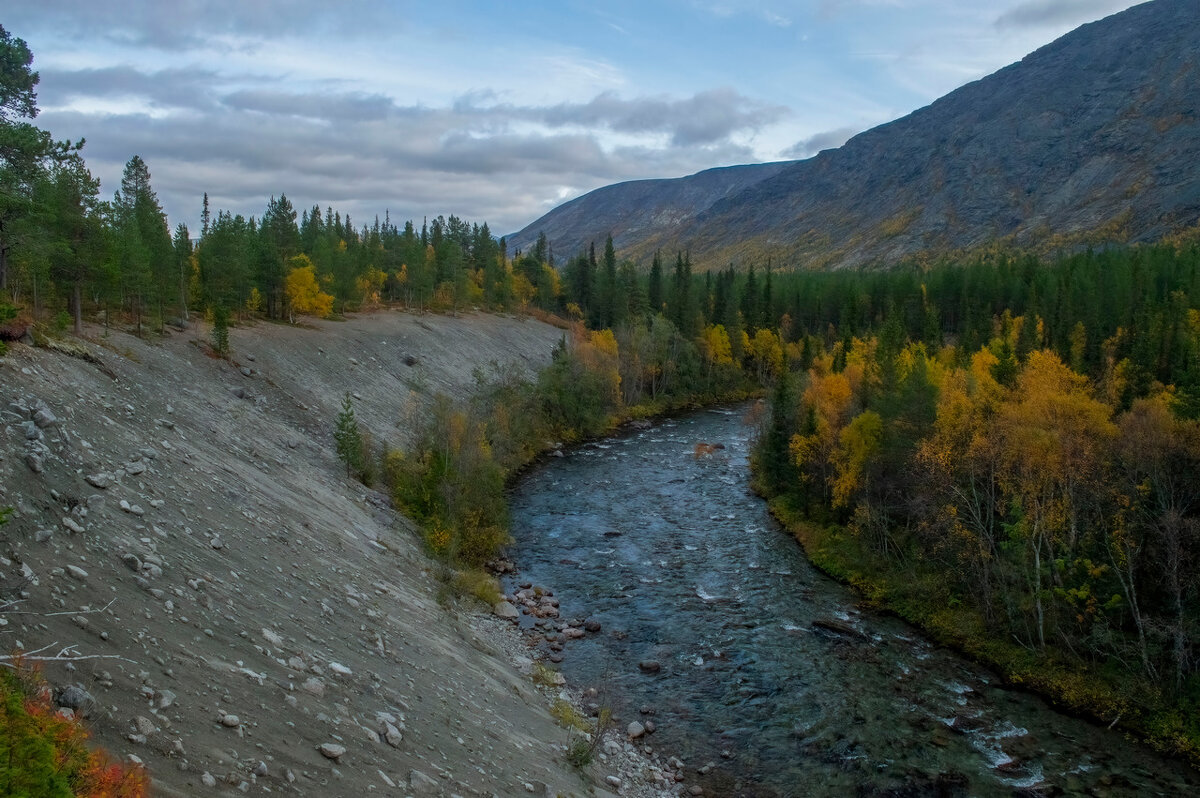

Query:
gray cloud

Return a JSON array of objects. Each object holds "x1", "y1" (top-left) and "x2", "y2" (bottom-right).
[
  {"x1": 5, "y1": 0, "x2": 401, "y2": 49},
  {"x1": 36, "y1": 73, "x2": 770, "y2": 236},
  {"x1": 222, "y1": 90, "x2": 399, "y2": 123},
  {"x1": 994, "y1": 0, "x2": 1133, "y2": 30},
  {"x1": 781, "y1": 126, "x2": 859, "y2": 158},
  {"x1": 39, "y1": 66, "x2": 221, "y2": 112},
  {"x1": 539, "y1": 88, "x2": 788, "y2": 146}
]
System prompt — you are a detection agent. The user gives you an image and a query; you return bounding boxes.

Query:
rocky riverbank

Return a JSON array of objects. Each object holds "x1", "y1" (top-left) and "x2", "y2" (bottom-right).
[{"x1": 0, "y1": 310, "x2": 673, "y2": 797}]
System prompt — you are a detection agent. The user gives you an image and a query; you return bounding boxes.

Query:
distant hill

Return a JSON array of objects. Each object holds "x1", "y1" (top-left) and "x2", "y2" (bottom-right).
[{"x1": 509, "y1": 0, "x2": 1200, "y2": 270}]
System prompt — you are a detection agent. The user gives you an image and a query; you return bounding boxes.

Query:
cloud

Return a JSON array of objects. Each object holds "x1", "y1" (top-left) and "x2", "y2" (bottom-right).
[
  {"x1": 994, "y1": 0, "x2": 1134, "y2": 30},
  {"x1": 39, "y1": 66, "x2": 222, "y2": 112},
  {"x1": 35, "y1": 68, "x2": 779, "y2": 235},
  {"x1": 781, "y1": 126, "x2": 860, "y2": 158},
  {"x1": 539, "y1": 88, "x2": 788, "y2": 146},
  {"x1": 5, "y1": 0, "x2": 400, "y2": 49}
]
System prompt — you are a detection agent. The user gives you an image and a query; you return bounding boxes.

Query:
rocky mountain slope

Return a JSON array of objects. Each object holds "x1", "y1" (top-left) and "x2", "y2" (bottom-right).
[
  {"x1": 510, "y1": 0, "x2": 1200, "y2": 270},
  {"x1": 506, "y1": 161, "x2": 791, "y2": 263},
  {"x1": 0, "y1": 313, "x2": 679, "y2": 797}
]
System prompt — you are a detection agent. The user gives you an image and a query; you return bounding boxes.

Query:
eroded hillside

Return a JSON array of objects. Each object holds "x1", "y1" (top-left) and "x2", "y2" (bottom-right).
[{"x1": 0, "y1": 312, "x2": 662, "y2": 797}]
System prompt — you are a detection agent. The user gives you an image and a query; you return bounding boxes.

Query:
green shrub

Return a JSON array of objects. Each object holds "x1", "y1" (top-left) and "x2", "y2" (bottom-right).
[{"x1": 0, "y1": 664, "x2": 148, "y2": 797}]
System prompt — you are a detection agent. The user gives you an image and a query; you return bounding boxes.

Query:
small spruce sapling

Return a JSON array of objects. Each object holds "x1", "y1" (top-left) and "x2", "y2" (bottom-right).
[{"x1": 334, "y1": 392, "x2": 364, "y2": 479}]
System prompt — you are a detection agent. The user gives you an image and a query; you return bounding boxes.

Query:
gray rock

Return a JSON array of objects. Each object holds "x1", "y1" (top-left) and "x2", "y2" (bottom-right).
[
  {"x1": 383, "y1": 722, "x2": 403, "y2": 748},
  {"x1": 220, "y1": 713, "x2": 240, "y2": 727},
  {"x1": 56, "y1": 685, "x2": 96, "y2": 717},
  {"x1": 21, "y1": 421, "x2": 41, "y2": 440},
  {"x1": 135, "y1": 716, "x2": 156, "y2": 735},
  {"x1": 201, "y1": 772, "x2": 217, "y2": 788},
  {"x1": 627, "y1": 721, "x2": 646, "y2": 739},
  {"x1": 62, "y1": 517, "x2": 85, "y2": 534},
  {"x1": 318, "y1": 742, "x2": 346, "y2": 761},
  {"x1": 638, "y1": 660, "x2": 661, "y2": 673},
  {"x1": 33, "y1": 408, "x2": 57, "y2": 428},
  {"x1": 85, "y1": 473, "x2": 113, "y2": 489},
  {"x1": 65, "y1": 564, "x2": 88, "y2": 580},
  {"x1": 408, "y1": 769, "x2": 440, "y2": 795},
  {"x1": 122, "y1": 553, "x2": 142, "y2": 572},
  {"x1": 25, "y1": 452, "x2": 44, "y2": 473},
  {"x1": 126, "y1": 461, "x2": 146, "y2": 476},
  {"x1": 493, "y1": 600, "x2": 519, "y2": 620}
]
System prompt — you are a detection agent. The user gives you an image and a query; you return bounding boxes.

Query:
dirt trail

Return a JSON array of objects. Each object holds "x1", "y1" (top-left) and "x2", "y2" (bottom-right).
[{"x1": 0, "y1": 311, "x2": 672, "y2": 798}]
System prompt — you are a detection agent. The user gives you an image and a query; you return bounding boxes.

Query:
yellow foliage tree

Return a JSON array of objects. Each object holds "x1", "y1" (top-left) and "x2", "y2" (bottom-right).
[
  {"x1": 831, "y1": 410, "x2": 883, "y2": 509},
  {"x1": 355, "y1": 266, "x2": 386, "y2": 309},
  {"x1": 701, "y1": 324, "x2": 734, "y2": 371},
  {"x1": 284, "y1": 254, "x2": 334, "y2": 322}
]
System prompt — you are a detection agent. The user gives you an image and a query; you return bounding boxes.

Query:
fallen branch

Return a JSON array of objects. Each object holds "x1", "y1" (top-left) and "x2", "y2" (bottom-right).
[{"x1": 1, "y1": 640, "x2": 138, "y2": 666}]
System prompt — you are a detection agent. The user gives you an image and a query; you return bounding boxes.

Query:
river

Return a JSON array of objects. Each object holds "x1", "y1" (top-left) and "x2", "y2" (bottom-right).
[{"x1": 506, "y1": 405, "x2": 1199, "y2": 797}]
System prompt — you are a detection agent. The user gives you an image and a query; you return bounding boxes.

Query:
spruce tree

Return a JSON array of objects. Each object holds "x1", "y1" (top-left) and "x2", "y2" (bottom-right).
[{"x1": 335, "y1": 392, "x2": 364, "y2": 479}]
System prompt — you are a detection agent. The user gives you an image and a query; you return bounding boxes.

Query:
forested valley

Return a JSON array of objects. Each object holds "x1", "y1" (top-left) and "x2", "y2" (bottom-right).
[{"x1": 5, "y1": 18, "x2": 1200, "y2": 778}]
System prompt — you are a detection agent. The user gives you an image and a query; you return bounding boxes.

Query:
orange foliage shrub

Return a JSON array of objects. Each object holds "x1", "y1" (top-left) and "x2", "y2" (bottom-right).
[{"x1": 0, "y1": 662, "x2": 148, "y2": 797}]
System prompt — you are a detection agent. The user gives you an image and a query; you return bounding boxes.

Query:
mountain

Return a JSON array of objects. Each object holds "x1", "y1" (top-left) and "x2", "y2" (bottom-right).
[
  {"x1": 508, "y1": 160, "x2": 793, "y2": 262},
  {"x1": 509, "y1": 0, "x2": 1200, "y2": 270}
]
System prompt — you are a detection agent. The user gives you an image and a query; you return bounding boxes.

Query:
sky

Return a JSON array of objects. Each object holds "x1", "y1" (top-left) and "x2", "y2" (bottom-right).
[{"x1": 7, "y1": 0, "x2": 1144, "y2": 237}]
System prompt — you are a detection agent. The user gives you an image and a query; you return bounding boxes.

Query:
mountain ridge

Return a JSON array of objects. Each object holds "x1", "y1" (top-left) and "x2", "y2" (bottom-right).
[{"x1": 510, "y1": 0, "x2": 1200, "y2": 270}]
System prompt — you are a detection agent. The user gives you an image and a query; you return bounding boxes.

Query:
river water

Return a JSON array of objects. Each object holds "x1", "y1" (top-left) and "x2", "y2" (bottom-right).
[{"x1": 507, "y1": 406, "x2": 1199, "y2": 797}]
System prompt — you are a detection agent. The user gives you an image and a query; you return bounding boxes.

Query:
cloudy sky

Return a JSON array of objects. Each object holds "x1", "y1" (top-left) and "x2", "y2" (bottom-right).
[{"x1": 8, "y1": 0, "x2": 1142, "y2": 236}]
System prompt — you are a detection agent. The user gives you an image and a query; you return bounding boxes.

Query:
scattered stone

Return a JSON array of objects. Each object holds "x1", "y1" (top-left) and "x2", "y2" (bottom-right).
[
  {"x1": 56, "y1": 686, "x2": 96, "y2": 717},
  {"x1": 493, "y1": 600, "x2": 519, "y2": 620},
  {"x1": 408, "y1": 769, "x2": 440, "y2": 795},
  {"x1": 220, "y1": 713, "x2": 240, "y2": 728},
  {"x1": 65, "y1": 565, "x2": 88, "y2": 580},
  {"x1": 329, "y1": 662, "x2": 352, "y2": 677},
  {"x1": 584, "y1": 619, "x2": 602, "y2": 633},
  {"x1": 85, "y1": 473, "x2": 113, "y2": 489},
  {"x1": 301, "y1": 677, "x2": 325, "y2": 697},
  {"x1": 122, "y1": 553, "x2": 142, "y2": 572},
  {"x1": 25, "y1": 452, "x2": 44, "y2": 472},
  {"x1": 210, "y1": 537, "x2": 224, "y2": 550},
  {"x1": 35, "y1": 528, "x2": 53, "y2": 543},
  {"x1": 318, "y1": 742, "x2": 346, "y2": 761},
  {"x1": 135, "y1": 716, "x2": 156, "y2": 735},
  {"x1": 201, "y1": 772, "x2": 217, "y2": 788},
  {"x1": 638, "y1": 660, "x2": 661, "y2": 673},
  {"x1": 126, "y1": 461, "x2": 146, "y2": 476},
  {"x1": 154, "y1": 689, "x2": 177, "y2": 709},
  {"x1": 261, "y1": 627, "x2": 285, "y2": 647},
  {"x1": 253, "y1": 762, "x2": 268, "y2": 777},
  {"x1": 33, "y1": 408, "x2": 58, "y2": 428},
  {"x1": 606, "y1": 775, "x2": 623, "y2": 788},
  {"x1": 627, "y1": 721, "x2": 646, "y2": 739},
  {"x1": 383, "y1": 722, "x2": 404, "y2": 748}
]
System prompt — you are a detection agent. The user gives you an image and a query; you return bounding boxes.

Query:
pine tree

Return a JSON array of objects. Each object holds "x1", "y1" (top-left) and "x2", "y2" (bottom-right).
[
  {"x1": 648, "y1": 251, "x2": 664, "y2": 314},
  {"x1": 211, "y1": 304, "x2": 229, "y2": 356},
  {"x1": 335, "y1": 392, "x2": 364, "y2": 479}
]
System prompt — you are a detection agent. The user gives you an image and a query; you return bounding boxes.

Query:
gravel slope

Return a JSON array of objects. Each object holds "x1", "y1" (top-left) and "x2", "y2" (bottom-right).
[{"x1": 0, "y1": 311, "x2": 674, "y2": 798}]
